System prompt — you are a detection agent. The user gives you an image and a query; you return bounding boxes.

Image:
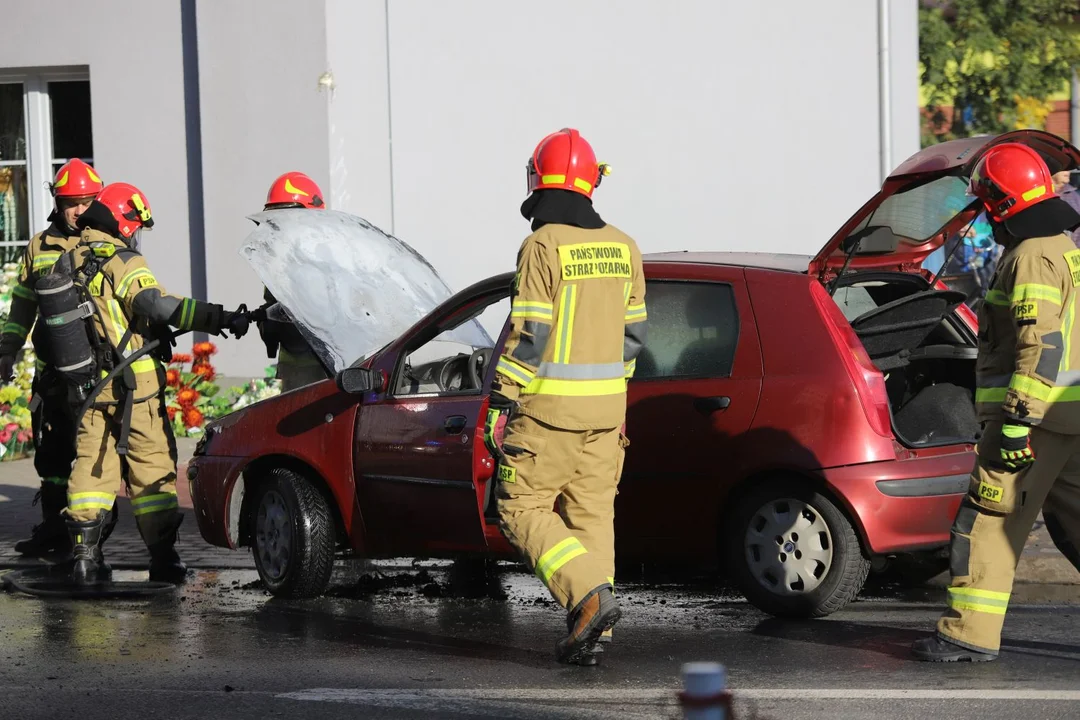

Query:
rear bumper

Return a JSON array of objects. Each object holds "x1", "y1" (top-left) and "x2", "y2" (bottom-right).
[
  {"x1": 821, "y1": 450, "x2": 975, "y2": 555},
  {"x1": 187, "y1": 455, "x2": 244, "y2": 550}
]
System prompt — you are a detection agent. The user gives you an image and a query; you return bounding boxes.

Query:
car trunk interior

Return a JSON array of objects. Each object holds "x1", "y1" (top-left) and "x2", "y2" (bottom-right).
[{"x1": 830, "y1": 272, "x2": 978, "y2": 448}]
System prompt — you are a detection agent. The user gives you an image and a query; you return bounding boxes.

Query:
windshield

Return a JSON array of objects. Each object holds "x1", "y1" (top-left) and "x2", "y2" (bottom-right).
[
  {"x1": 841, "y1": 176, "x2": 977, "y2": 256},
  {"x1": 240, "y1": 209, "x2": 492, "y2": 373}
]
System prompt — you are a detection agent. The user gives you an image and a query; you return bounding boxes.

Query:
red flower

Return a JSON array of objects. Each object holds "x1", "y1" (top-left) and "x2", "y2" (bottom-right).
[
  {"x1": 166, "y1": 369, "x2": 181, "y2": 387},
  {"x1": 0, "y1": 430, "x2": 11, "y2": 445},
  {"x1": 167, "y1": 407, "x2": 177, "y2": 421},
  {"x1": 16, "y1": 430, "x2": 32, "y2": 444},
  {"x1": 193, "y1": 364, "x2": 216, "y2": 382},
  {"x1": 176, "y1": 388, "x2": 200, "y2": 409},
  {"x1": 192, "y1": 341, "x2": 218, "y2": 358},
  {"x1": 171, "y1": 353, "x2": 193, "y2": 365},
  {"x1": 183, "y1": 408, "x2": 205, "y2": 429},
  {"x1": 3, "y1": 422, "x2": 17, "y2": 433}
]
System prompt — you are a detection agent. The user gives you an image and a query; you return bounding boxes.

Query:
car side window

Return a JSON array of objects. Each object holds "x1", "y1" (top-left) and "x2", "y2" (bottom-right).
[
  {"x1": 633, "y1": 281, "x2": 739, "y2": 380},
  {"x1": 395, "y1": 296, "x2": 510, "y2": 396}
]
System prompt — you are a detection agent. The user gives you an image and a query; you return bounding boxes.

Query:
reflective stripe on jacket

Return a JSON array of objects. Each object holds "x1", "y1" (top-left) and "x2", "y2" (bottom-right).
[{"x1": 495, "y1": 223, "x2": 646, "y2": 431}]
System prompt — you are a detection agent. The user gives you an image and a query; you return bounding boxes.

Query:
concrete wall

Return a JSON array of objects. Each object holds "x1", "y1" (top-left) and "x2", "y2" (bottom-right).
[
  {"x1": 0, "y1": 0, "x2": 193, "y2": 299},
  {"x1": 888, "y1": 0, "x2": 922, "y2": 171},
  {"x1": 194, "y1": 0, "x2": 331, "y2": 374}
]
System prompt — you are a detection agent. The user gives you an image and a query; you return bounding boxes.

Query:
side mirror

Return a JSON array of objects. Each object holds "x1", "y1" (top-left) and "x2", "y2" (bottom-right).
[{"x1": 336, "y1": 367, "x2": 384, "y2": 395}]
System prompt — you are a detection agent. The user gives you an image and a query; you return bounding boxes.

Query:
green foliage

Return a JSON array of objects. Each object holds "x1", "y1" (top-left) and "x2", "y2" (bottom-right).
[{"x1": 920, "y1": 0, "x2": 1080, "y2": 142}]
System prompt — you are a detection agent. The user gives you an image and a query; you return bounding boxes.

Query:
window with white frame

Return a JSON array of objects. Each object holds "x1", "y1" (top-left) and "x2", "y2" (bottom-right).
[{"x1": 0, "y1": 69, "x2": 93, "y2": 263}]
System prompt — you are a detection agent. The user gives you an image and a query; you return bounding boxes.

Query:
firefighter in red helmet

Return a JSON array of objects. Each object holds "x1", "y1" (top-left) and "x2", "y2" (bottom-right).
[
  {"x1": 485, "y1": 129, "x2": 646, "y2": 665},
  {"x1": 913, "y1": 142, "x2": 1080, "y2": 662},
  {"x1": 2, "y1": 159, "x2": 104, "y2": 556},
  {"x1": 254, "y1": 171, "x2": 332, "y2": 391},
  {"x1": 45, "y1": 182, "x2": 249, "y2": 584}
]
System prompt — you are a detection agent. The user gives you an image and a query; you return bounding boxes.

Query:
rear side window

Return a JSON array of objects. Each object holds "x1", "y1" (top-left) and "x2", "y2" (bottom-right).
[{"x1": 634, "y1": 281, "x2": 739, "y2": 380}]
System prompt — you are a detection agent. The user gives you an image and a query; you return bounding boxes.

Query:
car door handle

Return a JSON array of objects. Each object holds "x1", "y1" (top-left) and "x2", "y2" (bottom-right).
[
  {"x1": 443, "y1": 415, "x2": 468, "y2": 434},
  {"x1": 693, "y1": 396, "x2": 731, "y2": 415}
]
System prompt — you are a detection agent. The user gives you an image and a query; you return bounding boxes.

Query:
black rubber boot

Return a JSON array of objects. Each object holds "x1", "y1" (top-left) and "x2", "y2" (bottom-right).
[
  {"x1": 143, "y1": 512, "x2": 188, "y2": 584},
  {"x1": 912, "y1": 634, "x2": 998, "y2": 662},
  {"x1": 67, "y1": 512, "x2": 113, "y2": 585},
  {"x1": 14, "y1": 484, "x2": 71, "y2": 556},
  {"x1": 556, "y1": 586, "x2": 621, "y2": 666}
]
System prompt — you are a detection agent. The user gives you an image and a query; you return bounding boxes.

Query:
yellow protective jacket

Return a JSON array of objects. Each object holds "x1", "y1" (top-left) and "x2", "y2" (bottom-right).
[
  {"x1": 0, "y1": 223, "x2": 81, "y2": 359},
  {"x1": 494, "y1": 223, "x2": 647, "y2": 431},
  {"x1": 56, "y1": 229, "x2": 226, "y2": 403},
  {"x1": 975, "y1": 232, "x2": 1080, "y2": 434}
]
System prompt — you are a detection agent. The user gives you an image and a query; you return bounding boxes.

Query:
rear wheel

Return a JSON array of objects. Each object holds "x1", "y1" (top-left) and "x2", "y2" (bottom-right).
[
  {"x1": 726, "y1": 476, "x2": 870, "y2": 618},
  {"x1": 250, "y1": 468, "x2": 335, "y2": 598}
]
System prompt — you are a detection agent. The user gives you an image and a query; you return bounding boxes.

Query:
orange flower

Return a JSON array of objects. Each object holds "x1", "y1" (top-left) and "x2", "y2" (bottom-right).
[
  {"x1": 171, "y1": 353, "x2": 193, "y2": 365},
  {"x1": 193, "y1": 363, "x2": 216, "y2": 382},
  {"x1": 167, "y1": 407, "x2": 177, "y2": 421},
  {"x1": 183, "y1": 408, "x2": 205, "y2": 429},
  {"x1": 176, "y1": 388, "x2": 200, "y2": 409},
  {"x1": 192, "y1": 341, "x2": 218, "y2": 358},
  {"x1": 166, "y1": 369, "x2": 181, "y2": 387}
]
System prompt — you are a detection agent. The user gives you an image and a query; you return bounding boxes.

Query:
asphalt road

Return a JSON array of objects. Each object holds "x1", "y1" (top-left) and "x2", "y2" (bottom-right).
[{"x1": 0, "y1": 563, "x2": 1077, "y2": 720}]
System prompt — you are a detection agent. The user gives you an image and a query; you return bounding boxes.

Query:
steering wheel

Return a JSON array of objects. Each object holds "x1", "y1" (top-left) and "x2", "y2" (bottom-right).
[{"x1": 468, "y1": 348, "x2": 493, "y2": 389}]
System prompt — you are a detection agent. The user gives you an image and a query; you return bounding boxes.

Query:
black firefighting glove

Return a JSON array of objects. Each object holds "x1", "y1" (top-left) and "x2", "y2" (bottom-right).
[
  {"x1": 0, "y1": 354, "x2": 14, "y2": 383},
  {"x1": 222, "y1": 307, "x2": 251, "y2": 340},
  {"x1": 1000, "y1": 423, "x2": 1035, "y2": 470}
]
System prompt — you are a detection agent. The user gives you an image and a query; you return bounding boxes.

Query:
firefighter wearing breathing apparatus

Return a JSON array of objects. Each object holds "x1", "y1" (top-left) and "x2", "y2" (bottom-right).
[
  {"x1": 1, "y1": 159, "x2": 106, "y2": 556},
  {"x1": 913, "y1": 143, "x2": 1080, "y2": 662},
  {"x1": 41, "y1": 182, "x2": 250, "y2": 585},
  {"x1": 485, "y1": 128, "x2": 646, "y2": 666},
  {"x1": 253, "y1": 171, "x2": 332, "y2": 392}
]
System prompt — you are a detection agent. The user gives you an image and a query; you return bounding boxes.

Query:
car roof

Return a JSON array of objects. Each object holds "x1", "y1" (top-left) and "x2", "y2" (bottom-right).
[{"x1": 643, "y1": 251, "x2": 811, "y2": 274}]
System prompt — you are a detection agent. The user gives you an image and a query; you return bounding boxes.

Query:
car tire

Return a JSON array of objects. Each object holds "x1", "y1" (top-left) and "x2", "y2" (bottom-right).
[
  {"x1": 726, "y1": 476, "x2": 870, "y2": 618},
  {"x1": 250, "y1": 467, "x2": 335, "y2": 598}
]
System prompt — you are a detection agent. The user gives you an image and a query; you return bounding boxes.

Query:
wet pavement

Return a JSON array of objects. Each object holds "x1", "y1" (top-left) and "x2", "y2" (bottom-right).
[{"x1": 1, "y1": 562, "x2": 1078, "y2": 720}]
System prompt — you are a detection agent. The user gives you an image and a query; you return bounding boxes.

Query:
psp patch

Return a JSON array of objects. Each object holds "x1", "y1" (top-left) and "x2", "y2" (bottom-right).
[
  {"x1": 1066, "y1": 250, "x2": 1080, "y2": 287},
  {"x1": 1013, "y1": 301, "x2": 1037, "y2": 324},
  {"x1": 138, "y1": 276, "x2": 158, "y2": 289},
  {"x1": 497, "y1": 465, "x2": 517, "y2": 483},
  {"x1": 978, "y1": 481, "x2": 1004, "y2": 503}
]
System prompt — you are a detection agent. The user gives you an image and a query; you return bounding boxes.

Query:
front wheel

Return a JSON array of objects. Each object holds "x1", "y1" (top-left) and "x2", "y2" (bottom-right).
[
  {"x1": 726, "y1": 476, "x2": 870, "y2": 618},
  {"x1": 250, "y1": 468, "x2": 335, "y2": 598}
]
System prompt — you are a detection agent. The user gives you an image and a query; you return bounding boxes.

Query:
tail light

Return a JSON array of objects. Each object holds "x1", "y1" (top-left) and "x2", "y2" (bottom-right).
[{"x1": 810, "y1": 282, "x2": 894, "y2": 438}]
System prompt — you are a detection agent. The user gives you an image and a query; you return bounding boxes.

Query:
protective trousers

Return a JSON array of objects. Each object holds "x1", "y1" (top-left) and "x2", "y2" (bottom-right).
[
  {"x1": 65, "y1": 395, "x2": 183, "y2": 547},
  {"x1": 496, "y1": 413, "x2": 626, "y2": 610},
  {"x1": 31, "y1": 369, "x2": 76, "y2": 490},
  {"x1": 938, "y1": 421, "x2": 1080, "y2": 653}
]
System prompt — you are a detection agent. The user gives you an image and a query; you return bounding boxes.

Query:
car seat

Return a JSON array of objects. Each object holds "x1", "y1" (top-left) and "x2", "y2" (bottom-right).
[{"x1": 672, "y1": 285, "x2": 737, "y2": 377}]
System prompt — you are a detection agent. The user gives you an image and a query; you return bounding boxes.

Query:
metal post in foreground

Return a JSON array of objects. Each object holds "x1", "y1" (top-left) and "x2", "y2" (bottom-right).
[{"x1": 679, "y1": 662, "x2": 732, "y2": 720}]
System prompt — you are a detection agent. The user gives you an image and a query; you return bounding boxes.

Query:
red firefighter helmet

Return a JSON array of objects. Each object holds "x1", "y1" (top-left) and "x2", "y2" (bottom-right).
[
  {"x1": 969, "y1": 143, "x2": 1056, "y2": 222},
  {"x1": 265, "y1": 172, "x2": 325, "y2": 210},
  {"x1": 526, "y1": 128, "x2": 611, "y2": 198},
  {"x1": 92, "y1": 183, "x2": 154, "y2": 239},
  {"x1": 51, "y1": 158, "x2": 104, "y2": 199}
]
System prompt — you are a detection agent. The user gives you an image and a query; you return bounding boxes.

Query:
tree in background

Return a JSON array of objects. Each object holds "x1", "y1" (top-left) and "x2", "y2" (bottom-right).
[{"x1": 921, "y1": 0, "x2": 1080, "y2": 143}]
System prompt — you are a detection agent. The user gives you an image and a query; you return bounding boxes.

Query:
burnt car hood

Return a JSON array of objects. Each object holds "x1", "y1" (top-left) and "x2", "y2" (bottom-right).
[
  {"x1": 240, "y1": 209, "x2": 492, "y2": 374},
  {"x1": 808, "y1": 130, "x2": 1080, "y2": 279}
]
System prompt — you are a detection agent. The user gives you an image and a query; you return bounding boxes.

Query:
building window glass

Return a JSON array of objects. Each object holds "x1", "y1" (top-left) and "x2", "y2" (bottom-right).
[{"x1": 0, "y1": 71, "x2": 92, "y2": 263}]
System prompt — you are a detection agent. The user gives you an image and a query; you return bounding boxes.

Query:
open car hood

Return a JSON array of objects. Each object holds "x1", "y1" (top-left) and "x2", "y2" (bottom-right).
[
  {"x1": 240, "y1": 209, "x2": 492, "y2": 374},
  {"x1": 808, "y1": 130, "x2": 1080, "y2": 279}
]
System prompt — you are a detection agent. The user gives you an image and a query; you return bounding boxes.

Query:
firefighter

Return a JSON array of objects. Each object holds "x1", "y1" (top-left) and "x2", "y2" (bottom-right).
[
  {"x1": 254, "y1": 171, "x2": 332, "y2": 392},
  {"x1": 0, "y1": 159, "x2": 104, "y2": 556},
  {"x1": 51, "y1": 182, "x2": 249, "y2": 584},
  {"x1": 486, "y1": 128, "x2": 647, "y2": 665},
  {"x1": 913, "y1": 143, "x2": 1080, "y2": 662}
]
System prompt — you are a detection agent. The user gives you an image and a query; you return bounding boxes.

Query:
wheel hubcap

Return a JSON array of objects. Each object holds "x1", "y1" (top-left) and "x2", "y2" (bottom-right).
[
  {"x1": 255, "y1": 490, "x2": 292, "y2": 582},
  {"x1": 744, "y1": 497, "x2": 834, "y2": 596}
]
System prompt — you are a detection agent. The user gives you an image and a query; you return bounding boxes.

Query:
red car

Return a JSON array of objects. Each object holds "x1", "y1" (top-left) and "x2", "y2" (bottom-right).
[{"x1": 188, "y1": 130, "x2": 1080, "y2": 617}]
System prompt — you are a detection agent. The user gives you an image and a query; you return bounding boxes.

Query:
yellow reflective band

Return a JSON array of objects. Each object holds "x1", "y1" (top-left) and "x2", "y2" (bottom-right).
[
  {"x1": 535, "y1": 537, "x2": 588, "y2": 584},
  {"x1": 975, "y1": 387, "x2": 1007, "y2": 403},
  {"x1": 88, "y1": 273, "x2": 104, "y2": 296},
  {"x1": 573, "y1": 177, "x2": 593, "y2": 193},
  {"x1": 1066, "y1": 296, "x2": 1077, "y2": 372},
  {"x1": 1009, "y1": 373, "x2": 1054, "y2": 401},
  {"x1": 179, "y1": 298, "x2": 195, "y2": 331},
  {"x1": 1011, "y1": 283, "x2": 1061, "y2": 305},
  {"x1": 116, "y1": 268, "x2": 155, "y2": 299},
  {"x1": 54, "y1": 170, "x2": 70, "y2": 189},
  {"x1": 523, "y1": 376, "x2": 628, "y2": 397},
  {"x1": 130, "y1": 192, "x2": 151, "y2": 222},
  {"x1": 625, "y1": 303, "x2": 647, "y2": 322},
  {"x1": 130, "y1": 356, "x2": 159, "y2": 375},
  {"x1": 540, "y1": 174, "x2": 566, "y2": 185},
  {"x1": 553, "y1": 284, "x2": 578, "y2": 363},
  {"x1": 947, "y1": 586, "x2": 1010, "y2": 615},
  {"x1": 2, "y1": 322, "x2": 28, "y2": 338},
  {"x1": 978, "y1": 482, "x2": 1004, "y2": 503},
  {"x1": 32, "y1": 252, "x2": 61, "y2": 270},
  {"x1": 496, "y1": 356, "x2": 535, "y2": 387},
  {"x1": 106, "y1": 299, "x2": 128, "y2": 343},
  {"x1": 624, "y1": 359, "x2": 637, "y2": 378},
  {"x1": 43, "y1": 476, "x2": 69, "y2": 486},
  {"x1": 68, "y1": 491, "x2": 116, "y2": 511},
  {"x1": 86, "y1": 166, "x2": 101, "y2": 183},
  {"x1": 12, "y1": 284, "x2": 35, "y2": 300},
  {"x1": 557, "y1": 242, "x2": 632, "y2": 281},
  {"x1": 131, "y1": 492, "x2": 179, "y2": 516},
  {"x1": 1021, "y1": 185, "x2": 1047, "y2": 203},
  {"x1": 510, "y1": 300, "x2": 554, "y2": 321},
  {"x1": 985, "y1": 289, "x2": 1009, "y2": 306},
  {"x1": 283, "y1": 178, "x2": 310, "y2": 196},
  {"x1": 623, "y1": 281, "x2": 632, "y2": 306},
  {"x1": 497, "y1": 465, "x2": 516, "y2": 483}
]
